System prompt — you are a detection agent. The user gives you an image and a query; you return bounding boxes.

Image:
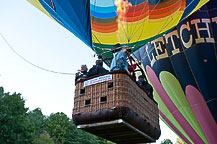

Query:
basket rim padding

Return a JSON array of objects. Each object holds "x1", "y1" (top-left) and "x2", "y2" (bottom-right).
[{"x1": 76, "y1": 70, "x2": 156, "y2": 102}]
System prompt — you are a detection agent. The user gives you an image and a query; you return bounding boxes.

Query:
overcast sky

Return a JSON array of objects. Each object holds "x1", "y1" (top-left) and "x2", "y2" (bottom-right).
[{"x1": 0, "y1": 1, "x2": 178, "y2": 143}]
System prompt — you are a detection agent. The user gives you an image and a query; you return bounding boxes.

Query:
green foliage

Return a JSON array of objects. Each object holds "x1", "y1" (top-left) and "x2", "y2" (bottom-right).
[
  {"x1": 0, "y1": 91, "x2": 34, "y2": 144},
  {"x1": 71, "y1": 127, "x2": 107, "y2": 144},
  {"x1": 0, "y1": 87, "x2": 110, "y2": 144},
  {"x1": 161, "y1": 139, "x2": 173, "y2": 144},
  {"x1": 44, "y1": 113, "x2": 108, "y2": 144},
  {"x1": 45, "y1": 112, "x2": 71, "y2": 144},
  {"x1": 0, "y1": 87, "x2": 3, "y2": 95},
  {"x1": 106, "y1": 141, "x2": 115, "y2": 144},
  {"x1": 33, "y1": 131, "x2": 54, "y2": 144},
  {"x1": 28, "y1": 108, "x2": 45, "y2": 138}
]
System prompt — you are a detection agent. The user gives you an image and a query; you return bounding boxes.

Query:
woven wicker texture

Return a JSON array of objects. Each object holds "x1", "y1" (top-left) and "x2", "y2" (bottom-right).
[{"x1": 73, "y1": 73, "x2": 159, "y2": 130}]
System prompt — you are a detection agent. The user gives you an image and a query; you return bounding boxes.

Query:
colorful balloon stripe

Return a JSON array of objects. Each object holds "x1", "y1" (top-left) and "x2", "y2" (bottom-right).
[
  {"x1": 146, "y1": 65, "x2": 205, "y2": 144},
  {"x1": 28, "y1": 0, "x2": 208, "y2": 63},
  {"x1": 153, "y1": 91, "x2": 193, "y2": 143},
  {"x1": 133, "y1": 1, "x2": 217, "y2": 142},
  {"x1": 159, "y1": 71, "x2": 208, "y2": 143},
  {"x1": 140, "y1": 66, "x2": 194, "y2": 143},
  {"x1": 186, "y1": 85, "x2": 217, "y2": 144},
  {"x1": 159, "y1": 112, "x2": 191, "y2": 144}
]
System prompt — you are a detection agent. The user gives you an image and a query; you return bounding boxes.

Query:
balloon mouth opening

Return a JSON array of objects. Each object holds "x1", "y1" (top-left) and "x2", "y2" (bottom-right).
[{"x1": 111, "y1": 43, "x2": 132, "y2": 53}]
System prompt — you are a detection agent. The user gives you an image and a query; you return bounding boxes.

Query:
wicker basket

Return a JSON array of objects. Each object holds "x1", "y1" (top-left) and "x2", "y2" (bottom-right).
[{"x1": 73, "y1": 71, "x2": 160, "y2": 131}]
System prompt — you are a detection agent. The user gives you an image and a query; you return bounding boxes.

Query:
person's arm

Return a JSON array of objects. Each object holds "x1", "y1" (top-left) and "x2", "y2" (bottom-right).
[
  {"x1": 99, "y1": 66, "x2": 109, "y2": 74},
  {"x1": 117, "y1": 52, "x2": 128, "y2": 71},
  {"x1": 87, "y1": 67, "x2": 93, "y2": 77},
  {"x1": 75, "y1": 72, "x2": 79, "y2": 83},
  {"x1": 128, "y1": 63, "x2": 137, "y2": 72}
]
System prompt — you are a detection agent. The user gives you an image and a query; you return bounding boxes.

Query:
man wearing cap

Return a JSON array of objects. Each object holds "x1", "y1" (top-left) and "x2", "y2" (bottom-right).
[{"x1": 110, "y1": 44, "x2": 131, "y2": 72}]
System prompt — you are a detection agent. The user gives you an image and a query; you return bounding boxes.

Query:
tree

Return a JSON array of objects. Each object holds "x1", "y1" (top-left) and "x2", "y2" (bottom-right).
[
  {"x1": 0, "y1": 87, "x2": 3, "y2": 95},
  {"x1": 33, "y1": 131, "x2": 54, "y2": 144},
  {"x1": 0, "y1": 86, "x2": 111, "y2": 144},
  {"x1": 0, "y1": 90, "x2": 34, "y2": 144},
  {"x1": 28, "y1": 108, "x2": 45, "y2": 138},
  {"x1": 45, "y1": 112, "x2": 71, "y2": 144},
  {"x1": 72, "y1": 128, "x2": 106, "y2": 144},
  {"x1": 70, "y1": 122, "x2": 109, "y2": 144},
  {"x1": 161, "y1": 139, "x2": 173, "y2": 144},
  {"x1": 44, "y1": 112, "x2": 108, "y2": 144}
]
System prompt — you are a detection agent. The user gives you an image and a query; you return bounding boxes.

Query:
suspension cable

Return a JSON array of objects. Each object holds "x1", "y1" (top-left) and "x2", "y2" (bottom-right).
[{"x1": 0, "y1": 32, "x2": 75, "y2": 75}]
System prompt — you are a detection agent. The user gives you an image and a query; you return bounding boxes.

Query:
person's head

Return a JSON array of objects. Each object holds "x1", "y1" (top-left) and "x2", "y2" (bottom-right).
[
  {"x1": 81, "y1": 64, "x2": 88, "y2": 72},
  {"x1": 96, "y1": 60, "x2": 103, "y2": 66},
  {"x1": 111, "y1": 43, "x2": 122, "y2": 53},
  {"x1": 138, "y1": 75, "x2": 145, "y2": 82},
  {"x1": 121, "y1": 46, "x2": 131, "y2": 54}
]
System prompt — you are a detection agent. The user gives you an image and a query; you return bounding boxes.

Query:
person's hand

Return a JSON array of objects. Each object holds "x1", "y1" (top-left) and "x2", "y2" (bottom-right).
[
  {"x1": 77, "y1": 78, "x2": 81, "y2": 81},
  {"x1": 75, "y1": 72, "x2": 79, "y2": 77}
]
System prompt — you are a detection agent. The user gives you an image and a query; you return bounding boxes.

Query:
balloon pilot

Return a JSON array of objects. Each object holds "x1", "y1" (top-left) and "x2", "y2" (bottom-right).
[{"x1": 110, "y1": 43, "x2": 137, "y2": 79}]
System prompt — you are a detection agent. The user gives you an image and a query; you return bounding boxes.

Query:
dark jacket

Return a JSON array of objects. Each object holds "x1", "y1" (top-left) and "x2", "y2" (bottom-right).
[
  {"x1": 75, "y1": 71, "x2": 88, "y2": 82},
  {"x1": 88, "y1": 65, "x2": 109, "y2": 77},
  {"x1": 138, "y1": 80, "x2": 153, "y2": 97}
]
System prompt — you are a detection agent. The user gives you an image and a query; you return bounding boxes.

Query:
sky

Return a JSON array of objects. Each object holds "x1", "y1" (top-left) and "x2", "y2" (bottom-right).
[{"x1": 0, "y1": 1, "x2": 179, "y2": 143}]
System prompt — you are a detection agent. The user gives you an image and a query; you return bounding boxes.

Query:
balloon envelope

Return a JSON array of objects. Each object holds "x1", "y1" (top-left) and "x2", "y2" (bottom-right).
[
  {"x1": 133, "y1": 0, "x2": 217, "y2": 143},
  {"x1": 28, "y1": 0, "x2": 209, "y2": 63},
  {"x1": 27, "y1": 0, "x2": 217, "y2": 143}
]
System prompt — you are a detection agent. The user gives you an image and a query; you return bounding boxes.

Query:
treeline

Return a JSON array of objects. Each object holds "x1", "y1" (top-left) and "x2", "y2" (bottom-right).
[{"x1": 0, "y1": 87, "x2": 111, "y2": 144}]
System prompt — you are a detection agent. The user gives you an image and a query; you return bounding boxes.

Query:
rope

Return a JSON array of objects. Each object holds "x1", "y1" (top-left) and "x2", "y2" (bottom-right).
[
  {"x1": 92, "y1": 33, "x2": 111, "y2": 65},
  {"x1": 0, "y1": 32, "x2": 75, "y2": 75},
  {"x1": 129, "y1": 0, "x2": 161, "y2": 41}
]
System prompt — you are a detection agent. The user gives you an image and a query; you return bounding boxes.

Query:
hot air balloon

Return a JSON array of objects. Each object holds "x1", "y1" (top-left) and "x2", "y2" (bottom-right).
[
  {"x1": 27, "y1": 0, "x2": 215, "y2": 143},
  {"x1": 133, "y1": 1, "x2": 217, "y2": 143},
  {"x1": 27, "y1": 0, "x2": 209, "y2": 64}
]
